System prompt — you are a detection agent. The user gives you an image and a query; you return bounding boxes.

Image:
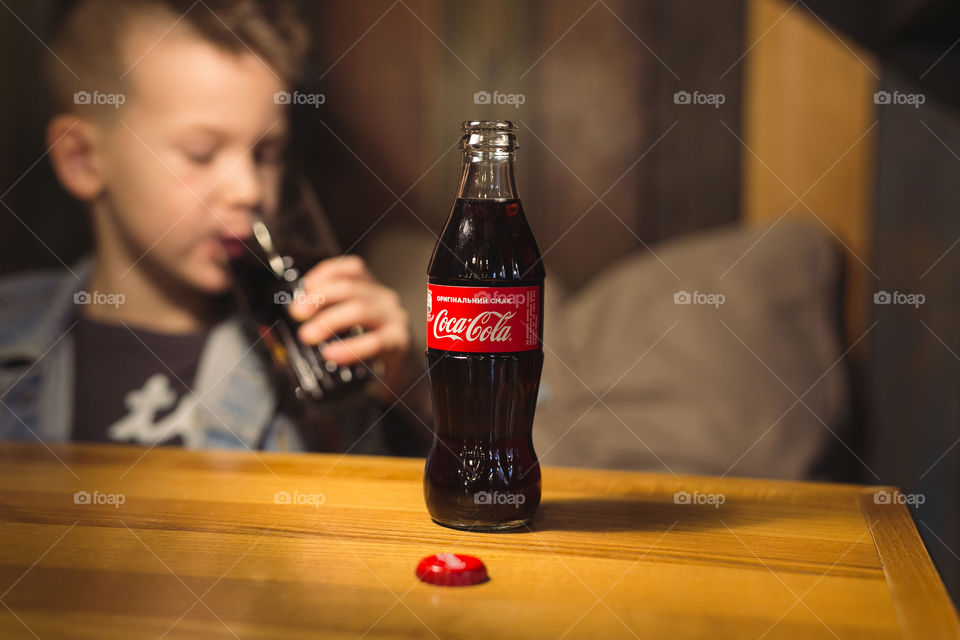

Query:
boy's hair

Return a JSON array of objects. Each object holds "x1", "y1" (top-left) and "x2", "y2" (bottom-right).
[{"x1": 45, "y1": 0, "x2": 309, "y2": 115}]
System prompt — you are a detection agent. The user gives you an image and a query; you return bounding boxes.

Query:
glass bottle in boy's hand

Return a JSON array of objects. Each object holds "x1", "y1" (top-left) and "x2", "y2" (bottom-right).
[{"x1": 222, "y1": 206, "x2": 372, "y2": 404}]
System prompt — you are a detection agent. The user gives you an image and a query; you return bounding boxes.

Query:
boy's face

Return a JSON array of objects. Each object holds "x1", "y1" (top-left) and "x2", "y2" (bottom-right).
[{"x1": 95, "y1": 22, "x2": 288, "y2": 293}]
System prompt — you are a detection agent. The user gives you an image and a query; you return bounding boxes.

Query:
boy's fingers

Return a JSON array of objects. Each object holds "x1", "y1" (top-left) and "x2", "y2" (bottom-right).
[
  {"x1": 297, "y1": 300, "x2": 375, "y2": 345},
  {"x1": 288, "y1": 279, "x2": 370, "y2": 321}
]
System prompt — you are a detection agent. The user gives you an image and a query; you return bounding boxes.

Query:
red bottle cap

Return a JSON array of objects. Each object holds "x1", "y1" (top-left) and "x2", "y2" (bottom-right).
[{"x1": 416, "y1": 553, "x2": 488, "y2": 586}]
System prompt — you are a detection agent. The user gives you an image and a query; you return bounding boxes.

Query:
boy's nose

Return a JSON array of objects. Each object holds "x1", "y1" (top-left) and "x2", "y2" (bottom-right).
[{"x1": 221, "y1": 155, "x2": 263, "y2": 211}]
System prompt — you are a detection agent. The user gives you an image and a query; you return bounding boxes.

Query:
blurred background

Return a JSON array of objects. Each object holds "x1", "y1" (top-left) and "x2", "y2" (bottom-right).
[{"x1": 1, "y1": 0, "x2": 959, "y2": 600}]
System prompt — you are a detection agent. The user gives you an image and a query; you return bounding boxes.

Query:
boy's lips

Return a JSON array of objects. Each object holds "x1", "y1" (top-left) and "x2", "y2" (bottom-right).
[{"x1": 218, "y1": 235, "x2": 250, "y2": 259}]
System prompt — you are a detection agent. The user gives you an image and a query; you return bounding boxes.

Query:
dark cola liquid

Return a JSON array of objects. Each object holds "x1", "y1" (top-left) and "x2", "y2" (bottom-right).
[
  {"x1": 425, "y1": 198, "x2": 545, "y2": 530},
  {"x1": 223, "y1": 237, "x2": 369, "y2": 403}
]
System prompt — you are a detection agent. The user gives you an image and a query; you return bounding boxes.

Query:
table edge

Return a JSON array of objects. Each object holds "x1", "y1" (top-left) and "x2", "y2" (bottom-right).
[{"x1": 859, "y1": 493, "x2": 960, "y2": 638}]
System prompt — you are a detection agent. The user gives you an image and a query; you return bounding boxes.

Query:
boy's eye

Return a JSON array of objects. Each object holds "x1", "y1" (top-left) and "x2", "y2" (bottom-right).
[{"x1": 185, "y1": 149, "x2": 216, "y2": 165}]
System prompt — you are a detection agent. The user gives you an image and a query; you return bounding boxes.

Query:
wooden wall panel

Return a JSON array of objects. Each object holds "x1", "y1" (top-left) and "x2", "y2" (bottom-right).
[{"x1": 741, "y1": 0, "x2": 878, "y2": 341}]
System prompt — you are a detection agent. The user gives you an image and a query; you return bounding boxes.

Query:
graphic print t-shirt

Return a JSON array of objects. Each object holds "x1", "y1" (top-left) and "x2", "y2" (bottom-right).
[{"x1": 71, "y1": 317, "x2": 208, "y2": 446}]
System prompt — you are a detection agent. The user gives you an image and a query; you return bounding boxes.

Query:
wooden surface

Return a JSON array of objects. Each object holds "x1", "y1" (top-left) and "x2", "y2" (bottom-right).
[{"x1": 0, "y1": 442, "x2": 956, "y2": 639}]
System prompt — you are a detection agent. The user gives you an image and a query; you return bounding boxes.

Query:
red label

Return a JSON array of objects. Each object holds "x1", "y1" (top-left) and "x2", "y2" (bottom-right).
[{"x1": 427, "y1": 284, "x2": 541, "y2": 353}]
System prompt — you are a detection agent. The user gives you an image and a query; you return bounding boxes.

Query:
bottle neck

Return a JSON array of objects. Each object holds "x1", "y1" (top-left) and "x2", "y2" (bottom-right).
[{"x1": 456, "y1": 152, "x2": 519, "y2": 200}]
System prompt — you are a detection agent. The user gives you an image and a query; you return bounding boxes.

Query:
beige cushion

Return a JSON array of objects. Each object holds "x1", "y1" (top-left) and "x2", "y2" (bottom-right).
[{"x1": 535, "y1": 218, "x2": 849, "y2": 479}]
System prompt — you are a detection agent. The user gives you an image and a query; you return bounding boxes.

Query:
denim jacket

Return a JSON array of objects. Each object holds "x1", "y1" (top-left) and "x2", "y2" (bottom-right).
[{"x1": 0, "y1": 258, "x2": 393, "y2": 453}]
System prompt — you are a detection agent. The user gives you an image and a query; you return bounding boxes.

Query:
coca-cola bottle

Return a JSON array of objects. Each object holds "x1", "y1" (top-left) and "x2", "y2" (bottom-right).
[{"x1": 424, "y1": 120, "x2": 546, "y2": 531}]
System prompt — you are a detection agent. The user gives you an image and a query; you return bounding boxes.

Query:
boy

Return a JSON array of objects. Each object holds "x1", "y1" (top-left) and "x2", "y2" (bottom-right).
[{"x1": 0, "y1": 0, "x2": 427, "y2": 453}]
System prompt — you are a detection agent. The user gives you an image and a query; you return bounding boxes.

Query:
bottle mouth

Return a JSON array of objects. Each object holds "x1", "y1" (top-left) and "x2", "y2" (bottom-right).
[{"x1": 460, "y1": 120, "x2": 518, "y2": 155}]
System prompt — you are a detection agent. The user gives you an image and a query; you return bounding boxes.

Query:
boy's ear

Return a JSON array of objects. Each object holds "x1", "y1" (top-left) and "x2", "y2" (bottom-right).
[{"x1": 46, "y1": 115, "x2": 105, "y2": 201}]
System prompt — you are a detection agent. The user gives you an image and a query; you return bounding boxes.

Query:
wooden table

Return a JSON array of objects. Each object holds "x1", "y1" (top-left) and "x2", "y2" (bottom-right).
[{"x1": 0, "y1": 442, "x2": 956, "y2": 639}]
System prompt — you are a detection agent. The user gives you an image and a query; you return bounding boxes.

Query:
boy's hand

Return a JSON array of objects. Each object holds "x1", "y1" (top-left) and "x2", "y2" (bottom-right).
[{"x1": 288, "y1": 256, "x2": 411, "y2": 398}]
